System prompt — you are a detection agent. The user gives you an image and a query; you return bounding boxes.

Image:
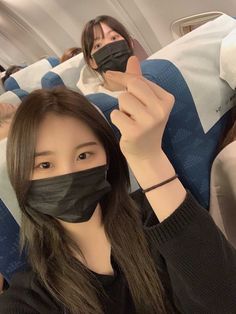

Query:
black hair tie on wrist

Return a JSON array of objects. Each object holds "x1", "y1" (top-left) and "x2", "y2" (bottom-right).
[{"x1": 142, "y1": 174, "x2": 178, "y2": 194}]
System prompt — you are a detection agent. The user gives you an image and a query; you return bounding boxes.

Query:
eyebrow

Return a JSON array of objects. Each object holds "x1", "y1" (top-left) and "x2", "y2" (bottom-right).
[
  {"x1": 94, "y1": 30, "x2": 115, "y2": 42},
  {"x1": 34, "y1": 141, "x2": 98, "y2": 157}
]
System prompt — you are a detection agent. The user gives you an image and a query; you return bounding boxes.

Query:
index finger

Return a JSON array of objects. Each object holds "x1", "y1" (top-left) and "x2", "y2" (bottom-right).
[
  {"x1": 125, "y1": 56, "x2": 142, "y2": 75},
  {"x1": 106, "y1": 70, "x2": 133, "y2": 89},
  {"x1": 106, "y1": 56, "x2": 142, "y2": 88}
]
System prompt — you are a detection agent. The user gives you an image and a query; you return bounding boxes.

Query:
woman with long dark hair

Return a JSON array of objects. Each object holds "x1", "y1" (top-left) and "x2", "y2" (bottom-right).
[{"x1": 0, "y1": 58, "x2": 236, "y2": 313}]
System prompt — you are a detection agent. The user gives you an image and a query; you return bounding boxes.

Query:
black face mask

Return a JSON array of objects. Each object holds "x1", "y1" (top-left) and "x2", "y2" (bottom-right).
[
  {"x1": 92, "y1": 40, "x2": 132, "y2": 73},
  {"x1": 26, "y1": 165, "x2": 111, "y2": 223}
]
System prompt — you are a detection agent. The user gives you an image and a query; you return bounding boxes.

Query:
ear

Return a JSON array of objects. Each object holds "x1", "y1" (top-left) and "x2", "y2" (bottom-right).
[{"x1": 89, "y1": 57, "x2": 98, "y2": 70}]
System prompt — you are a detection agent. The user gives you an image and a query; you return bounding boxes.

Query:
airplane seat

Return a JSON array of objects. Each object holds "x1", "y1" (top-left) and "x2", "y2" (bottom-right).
[
  {"x1": 4, "y1": 57, "x2": 59, "y2": 92},
  {"x1": 0, "y1": 73, "x2": 5, "y2": 95},
  {"x1": 0, "y1": 89, "x2": 29, "y2": 283},
  {"x1": 0, "y1": 88, "x2": 28, "y2": 104},
  {"x1": 0, "y1": 200, "x2": 27, "y2": 283},
  {"x1": 87, "y1": 14, "x2": 236, "y2": 208},
  {"x1": 41, "y1": 53, "x2": 85, "y2": 91}
]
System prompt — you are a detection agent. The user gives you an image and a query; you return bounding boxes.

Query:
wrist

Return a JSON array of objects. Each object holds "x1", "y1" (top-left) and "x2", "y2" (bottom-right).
[{"x1": 126, "y1": 150, "x2": 175, "y2": 190}]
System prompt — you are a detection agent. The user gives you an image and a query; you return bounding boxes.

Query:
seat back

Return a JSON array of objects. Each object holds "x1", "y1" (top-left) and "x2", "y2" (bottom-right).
[
  {"x1": 41, "y1": 53, "x2": 85, "y2": 91},
  {"x1": 0, "y1": 89, "x2": 28, "y2": 282},
  {"x1": 132, "y1": 38, "x2": 148, "y2": 61},
  {"x1": 0, "y1": 89, "x2": 28, "y2": 104},
  {"x1": 4, "y1": 57, "x2": 59, "y2": 92},
  {"x1": 0, "y1": 200, "x2": 26, "y2": 283}
]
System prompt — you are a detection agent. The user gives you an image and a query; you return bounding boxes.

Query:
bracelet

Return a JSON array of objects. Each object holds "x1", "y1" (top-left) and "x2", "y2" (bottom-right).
[{"x1": 142, "y1": 174, "x2": 178, "y2": 194}]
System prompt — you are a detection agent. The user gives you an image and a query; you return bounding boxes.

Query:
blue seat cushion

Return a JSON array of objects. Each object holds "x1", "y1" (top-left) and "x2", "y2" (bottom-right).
[{"x1": 0, "y1": 200, "x2": 27, "y2": 283}]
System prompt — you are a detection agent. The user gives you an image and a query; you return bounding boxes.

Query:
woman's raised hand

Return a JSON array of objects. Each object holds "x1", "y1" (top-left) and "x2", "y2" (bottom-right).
[
  {"x1": 107, "y1": 56, "x2": 175, "y2": 163},
  {"x1": 108, "y1": 57, "x2": 186, "y2": 222}
]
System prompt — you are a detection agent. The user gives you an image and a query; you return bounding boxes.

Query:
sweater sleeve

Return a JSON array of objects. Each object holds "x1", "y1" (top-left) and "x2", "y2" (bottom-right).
[{"x1": 144, "y1": 192, "x2": 236, "y2": 314}]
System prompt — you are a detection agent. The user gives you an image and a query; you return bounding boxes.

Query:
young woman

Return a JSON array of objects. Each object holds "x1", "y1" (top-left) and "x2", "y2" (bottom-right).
[
  {"x1": 78, "y1": 15, "x2": 147, "y2": 96},
  {"x1": 0, "y1": 57, "x2": 236, "y2": 314},
  {"x1": 210, "y1": 107, "x2": 236, "y2": 247}
]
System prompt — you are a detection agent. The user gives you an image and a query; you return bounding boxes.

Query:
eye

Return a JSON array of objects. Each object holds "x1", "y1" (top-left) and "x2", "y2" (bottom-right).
[
  {"x1": 77, "y1": 152, "x2": 92, "y2": 160},
  {"x1": 93, "y1": 43, "x2": 101, "y2": 51},
  {"x1": 35, "y1": 162, "x2": 53, "y2": 169},
  {"x1": 111, "y1": 34, "x2": 120, "y2": 41},
  {"x1": 111, "y1": 34, "x2": 121, "y2": 41}
]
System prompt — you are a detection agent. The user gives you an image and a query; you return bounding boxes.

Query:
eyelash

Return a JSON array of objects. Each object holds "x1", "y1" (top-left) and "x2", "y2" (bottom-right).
[
  {"x1": 33, "y1": 152, "x2": 94, "y2": 171},
  {"x1": 94, "y1": 43, "x2": 101, "y2": 50},
  {"x1": 93, "y1": 34, "x2": 120, "y2": 50},
  {"x1": 34, "y1": 162, "x2": 53, "y2": 170},
  {"x1": 111, "y1": 35, "x2": 120, "y2": 40},
  {"x1": 77, "y1": 152, "x2": 93, "y2": 160}
]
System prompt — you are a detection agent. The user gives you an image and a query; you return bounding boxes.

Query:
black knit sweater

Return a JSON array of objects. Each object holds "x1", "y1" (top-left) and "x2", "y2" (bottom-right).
[{"x1": 0, "y1": 192, "x2": 236, "y2": 313}]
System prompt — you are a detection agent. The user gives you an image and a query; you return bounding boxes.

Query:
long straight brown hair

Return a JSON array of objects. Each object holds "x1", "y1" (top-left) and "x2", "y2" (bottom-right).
[
  {"x1": 7, "y1": 87, "x2": 168, "y2": 314},
  {"x1": 81, "y1": 15, "x2": 134, "y2": 70}
]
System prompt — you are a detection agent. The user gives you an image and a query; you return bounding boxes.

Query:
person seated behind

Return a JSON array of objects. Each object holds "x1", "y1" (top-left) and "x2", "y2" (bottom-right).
[
  {"x1": 78, "y1": 15, "x2": 147, "y2": 96},
  {"x1": 210, "y1": 107, "x2": 236, "y2": 248},
  {"x1": 60, "y1": 47, "x2": 82, "y2": 63},
  {"x1": 0, "y1": 103, "x2": 22, "y2": 293},
  {"x1": 1, "y1": 65, "x2": 24, "y2": 86}
]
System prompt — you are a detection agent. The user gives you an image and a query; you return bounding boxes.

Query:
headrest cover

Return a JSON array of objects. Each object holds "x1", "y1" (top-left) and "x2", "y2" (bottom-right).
[
  {"x1": 4, "y1": 57, "x2": 59, "y2": 92},
  {"x1": 148, "y1": 14, "x2": 236, "y2": 133},
  {"x1": 0, "y1": 89, "x2": 28, "y2": 105},
  {"x1": 42, "y1": 53, "x2": 85, "y2": 91}
]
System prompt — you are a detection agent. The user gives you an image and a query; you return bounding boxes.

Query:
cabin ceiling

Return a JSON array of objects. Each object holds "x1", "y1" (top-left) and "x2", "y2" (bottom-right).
[{"x1": 0, "y1": 0, "x2": 236, "y2": 67}]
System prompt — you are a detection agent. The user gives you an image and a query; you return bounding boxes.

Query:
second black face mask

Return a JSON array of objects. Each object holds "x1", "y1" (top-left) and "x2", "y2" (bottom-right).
[
  {"x1": 26, "y1": 165, "x2": 111, "y2": 223},
  {"x1": 92, "y1": 40, "x2": 133, "y2": 73}
]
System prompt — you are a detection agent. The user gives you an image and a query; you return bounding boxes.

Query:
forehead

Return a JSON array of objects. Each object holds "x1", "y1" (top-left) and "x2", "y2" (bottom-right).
[
  {"x1": 35, "y1": 113, "x2": 98, "y2": 149},
  {"x1": 93, "y1": 22, "x2": 117, "y2": 40}
]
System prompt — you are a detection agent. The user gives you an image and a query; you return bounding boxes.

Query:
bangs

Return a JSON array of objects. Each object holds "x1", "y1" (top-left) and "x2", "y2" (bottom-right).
[{"x1": 93, "y1": 23, "x2": 104, "y2": 41}]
